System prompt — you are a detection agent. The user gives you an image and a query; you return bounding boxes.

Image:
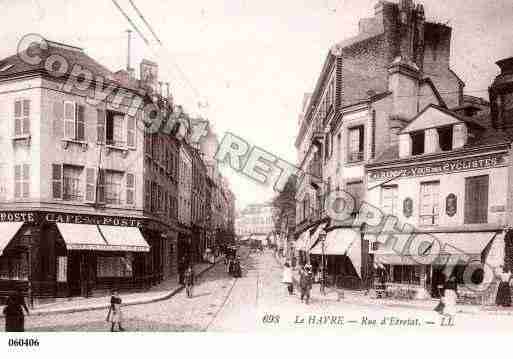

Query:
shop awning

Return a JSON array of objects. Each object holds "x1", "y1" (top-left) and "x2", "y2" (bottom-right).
[
  {"x1": 309, "y1": 227, "x2": 359, "y2": 255},
  {"x1": 295, "y1": 231, "x2": 309, "y2": 251},
  {"x1": 99, "y1": 225, "x2": 150, "y2": 253},
  {"x1": 306, "y1": 223, "x2": 327, "y2": 251},
  {"x1": 58, "y1": 223, "x2": 150, "y2": 252},
  {"x1": 57, "y1": 223, "x2": 110, "y2": 251},
  {"x1": 374, "y1": 231, "x2": 499, "y2": 266},
  {"x1": 0, "y1": 222, "x2": 24, "y2": 256}
]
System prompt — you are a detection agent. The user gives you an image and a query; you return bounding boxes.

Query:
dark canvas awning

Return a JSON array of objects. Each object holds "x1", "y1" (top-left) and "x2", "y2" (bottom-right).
[{"x1": 0, "y1": 222, "x2": 24, "y2": 256}]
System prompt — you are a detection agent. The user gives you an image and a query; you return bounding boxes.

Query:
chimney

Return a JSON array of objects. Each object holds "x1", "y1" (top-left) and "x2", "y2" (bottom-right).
[{"x1": 490, "y1": 57, "x2": 513, "y2": 130}]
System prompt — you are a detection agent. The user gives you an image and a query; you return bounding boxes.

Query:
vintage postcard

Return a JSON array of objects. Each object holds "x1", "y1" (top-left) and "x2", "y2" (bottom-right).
[{"x1": 0, "y1": 0, "x2": 513, "y2": 354}]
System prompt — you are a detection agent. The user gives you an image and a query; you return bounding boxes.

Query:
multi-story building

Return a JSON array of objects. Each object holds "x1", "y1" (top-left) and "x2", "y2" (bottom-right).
[
  {"x1": 0, "y1": 40, "x2": 157, "y2": 300},
  {"x1": 364, "y1": 56, "x2": 513, "y2": 301},
  {"x1": 178, "y1": 142, "x2": 193, "y2": 261},
  {"x1": 235, "y1": 203, "x2": 278, "y2": 244},
  {"x1": 294, "y1": 0, "x2": 466, "y2": 286}
]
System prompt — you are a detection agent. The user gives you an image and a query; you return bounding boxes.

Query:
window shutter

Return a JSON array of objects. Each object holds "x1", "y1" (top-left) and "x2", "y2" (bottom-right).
[
  {"x1": 22, "y1": 100, "x2": 30, "y2": 135},
  {"x1": 52, "y1": 164, "x2": 63, "y2": 199},
  {"x1": 22, "y1": 164, "x2": 29, "y2": 197},
  {"x1": 14, "y1": 164, "x2": 21, "y2": 198},
  {"x1": 126, "y1": 173, "x2": 135, "y2": 205},
  {"x1": 127, "y1": 115, "x2": 136, "y2": 148},
  {"x1": 53, "y1": 102, "x2": 64, "y2": 138},
  {"x1": 64, "y1": 101, "x2": 76, "y2": 139},
  {"x1": 85, "y1": 168, "x2": 96, "y2": 202},
  {"x1": 97, "y1": 169, "x2": 106, "y2": 203},
  {"x1": 76, "y1": 105, "x2": 85, "y2": 141},
  {"x1": 97, "y1": 109, "x2": 105, "y2": 144}
]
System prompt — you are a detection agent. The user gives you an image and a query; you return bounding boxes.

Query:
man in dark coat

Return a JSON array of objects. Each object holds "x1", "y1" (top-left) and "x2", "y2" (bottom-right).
[
  {"x1": 299, "y1": 264, "x2": 313, "y2": 304},
  {"x1": 3, "y1": 292, "x2": 29, "y2": 332}
]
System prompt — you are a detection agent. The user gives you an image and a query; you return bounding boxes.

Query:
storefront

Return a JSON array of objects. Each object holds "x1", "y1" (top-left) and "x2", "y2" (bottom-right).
[
  {"x1": 367, "y1": 230, "x2": 504, "y2": 301},
  {"x1": 0, "y1": 211, "x2": 154, "y2": 303}
]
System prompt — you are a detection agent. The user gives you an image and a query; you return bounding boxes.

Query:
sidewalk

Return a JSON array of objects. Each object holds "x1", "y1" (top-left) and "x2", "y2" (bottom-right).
[
  {"x1": 0, "y1": 259, "x2": 221, "y2": 318},
  {"x1": 272, "y1": 253, "x2": 513, "y2": 316}
]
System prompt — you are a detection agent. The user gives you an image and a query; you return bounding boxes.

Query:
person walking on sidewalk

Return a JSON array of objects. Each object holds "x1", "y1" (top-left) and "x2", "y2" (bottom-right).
[
  {"x1": 496, "y1": 266, "x2": 512, "y2": 307},
  {"x1": 3, "y1": 291, "x2": 29, "y2": 332},
  {"x1": 178, "y1": 256, "x2": 187, "y2": 285},
  {"x1": 106, "y1": 290, "x2": 124, "y2": 332},
  {"x1": 442, "y1": 276, "x2": 458, "y2": 318},
  {"x1": 299, "y1": 264, "x2": 313, "y2": 304},
  {"x1": 282, "y1": 262, "x2": 294, "y2": 295},
  {"x1": 184, "y1": 266, "x2": 195, "y2": 298}
]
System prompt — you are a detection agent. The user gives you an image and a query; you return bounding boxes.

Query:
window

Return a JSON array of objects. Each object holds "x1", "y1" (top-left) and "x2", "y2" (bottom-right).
[
  {"x1": 0, "y1": 254, "x2": 28, "y2": 280},
  {"x1": 391, "y1": 265, "x2": 421, "y2": 284},
  {"x1": 97, "y1": 256, "x2": 133, "y2": 278},
  {"x1": 437, "y1": 126, "x2": 453, "y2": 151},
  {"x1": 346, "y1": 181, "x2": 364, "y2": 212},
  {"x1": 14, "y1": 164, "x2": 29, "y2": 198},
  {"x1": 0, "y1": 163, "x2": 7, "y2": 201},
  {"x1": 14, "y1": 99, "x2": 30, "y2": 136},
  {"x1": 105, "y1": 110, "x2": 125, "y2": 147},
  {"x1": 411, "y1": 131, "x2": 425, "y2": 155},
  {"x1": 63, "y1": 102, "x2": 85, "y2": 141},
  {"x1": 144, "y1": 180, "x2": 150, "y2": 210},
  {"x1": 99, "y1": 170, "x2": 122, "y2": 204},
  {"x1": 126, "y1": 173, "x2": 135, "y2": 205},
  {"x1": 127, "y1": 115, "x2": 136, "y2": 148},
  {"x1": 420, "y1": 181, "x2": 439, "y2": 225},
  {"x1": 348, "y1": 126, "x2": 364, "y2": 162},
  {"x1": 465, "y1": 175, "x2": 489, "y2": 224},
  {"x1": 336, "y1": 132, "x2": 342, "y2": 167},
  {"x1": 381, "y1": 185, "x2": 398, "y2": 216},
  {"x1": 63, "y1": 165, "x2": 83, "y2": 201}
]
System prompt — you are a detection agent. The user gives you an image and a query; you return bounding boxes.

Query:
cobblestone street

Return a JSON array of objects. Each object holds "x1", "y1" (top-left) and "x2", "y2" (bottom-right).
[{"x1": 4, "y1": 248, "x2": 513, "y2": 332}]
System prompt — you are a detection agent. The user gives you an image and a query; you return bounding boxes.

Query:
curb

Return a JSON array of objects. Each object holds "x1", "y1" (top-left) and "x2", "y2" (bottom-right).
[{"x1": 1, "y1": 260, "x2": 221, "y2": 318}]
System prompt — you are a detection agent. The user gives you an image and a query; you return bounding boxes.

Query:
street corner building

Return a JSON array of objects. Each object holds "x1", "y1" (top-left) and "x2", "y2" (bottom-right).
[
  {"x1": 0, "y1": 39, "x2": 235, "y2": 304},
  {"x1": 292, "y1": 0, "x2": 513, "y2": 298}
]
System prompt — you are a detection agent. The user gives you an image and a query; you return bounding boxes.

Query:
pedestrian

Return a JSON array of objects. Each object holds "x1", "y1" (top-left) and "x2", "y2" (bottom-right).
[
  {"x1": 496, "y1": 266, "x2": 512, "y2": 307},
  {"x1": 299, "y1": 264, "x2": 313, "y2": 304},
  {"x1": 106, "y1": 290, "x2": 124, "y2": 332},
  {"x1": 442, "y1": 276, "x2": 458, "y2": 318},
  {"x1": 3, "y1": 291, "x2": 29, "y2": 332},
  {"x1": 282, "y1": 262, "x2": 294, "y2": 295},
  {"x1": 184, "y1": 266, "x2": 195, "y2": 298},
  {"x1": 178, "y1": 256, "x2": 187, "y2": 285}
]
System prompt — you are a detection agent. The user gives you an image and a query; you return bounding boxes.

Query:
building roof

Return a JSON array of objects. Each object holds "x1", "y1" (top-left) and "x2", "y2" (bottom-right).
[{"x1": 0, "y1": 39, "x2": 140, "y2": 92}]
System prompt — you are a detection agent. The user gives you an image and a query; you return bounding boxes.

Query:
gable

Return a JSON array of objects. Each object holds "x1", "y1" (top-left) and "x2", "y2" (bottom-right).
[{"x1": 401, "y1": 106, "x2": 462, "y2": 134}]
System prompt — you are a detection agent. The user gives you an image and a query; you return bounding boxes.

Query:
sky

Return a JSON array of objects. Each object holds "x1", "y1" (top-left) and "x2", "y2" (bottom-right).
[{"x1": 0, "y1": 0, "x2": 512, "y2": 211}]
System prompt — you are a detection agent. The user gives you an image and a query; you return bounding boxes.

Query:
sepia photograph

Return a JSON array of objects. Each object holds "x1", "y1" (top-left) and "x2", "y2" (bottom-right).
[{"x1": 0, "y1": 0, "x2": 513, "y2": 355}]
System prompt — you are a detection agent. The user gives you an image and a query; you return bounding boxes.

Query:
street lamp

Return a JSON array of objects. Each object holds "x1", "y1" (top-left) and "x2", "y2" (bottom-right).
[{"x1": 319, "y1": 229, "x2": 327, "y2": 296}]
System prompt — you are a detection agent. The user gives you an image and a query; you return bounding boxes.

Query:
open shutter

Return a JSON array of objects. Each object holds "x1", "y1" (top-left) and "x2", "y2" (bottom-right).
[
  {"x1": 97, "y1": 169, "x2": 105, "y2": 203},
  {"x1": 85, "y1": 168, "x2": 95, "y2": 202},
  {"x1": 22, "y1": 164, "x2": 29, "y2": 198},
  {"x1": 53, "y1": 102, "x2": 64, "y2": 138},
  {"x1": 97, "y1": 109, "x2": 105, "y2": 144},
  {"x1": 14, "y1": 100, "x2": 22, "y2": 136},
  {"x1": 64, "y1": 101, "x2": 76, "y2": 139},
  {"x1": 52, "y1": 164, "x2": 63, "y2": 199},
  {"x1": 14, "y1": 164, "x2": 21, "y2": 198},
  {"x1": 76, "y1": 105, "x2": 85, "y2": 141},
  {"x1": 127, "y1": 115, "x2": 136, "y2": 148},
  {"x1": 126, "y1": 173, "x2": 135, "y2": 205},
  {"x1": 22, "y1": 100, "x2": 30, "y2": 135}
]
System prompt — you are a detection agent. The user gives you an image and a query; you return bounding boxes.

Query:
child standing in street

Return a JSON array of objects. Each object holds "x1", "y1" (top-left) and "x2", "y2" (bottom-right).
[
  {"x1": 106, "y1": 290, "x2": 124, "y2": 332},
  {"x1": 184, "y1": 266, "x2": 195, "y2": 298}
]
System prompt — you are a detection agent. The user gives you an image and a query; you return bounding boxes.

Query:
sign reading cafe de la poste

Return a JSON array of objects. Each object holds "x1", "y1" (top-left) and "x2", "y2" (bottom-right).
[{"x1": 368, "y1": 153, "x2": 506, "y2": 182}]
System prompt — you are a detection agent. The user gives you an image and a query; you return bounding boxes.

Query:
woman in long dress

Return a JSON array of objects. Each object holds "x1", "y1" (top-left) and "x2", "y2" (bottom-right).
[
  {"x1": 3, "y1": 293, "x2": 29, "y2": 332},
  {"x1": 495, "y1": 266, "x2": 511, "y2": 307},
  {"x1": 282, "y1": 262, "x2": 294, "y2": 295},
  {"x1": 106, "y1": 290, "x2": 124, "y2": 332},
  {"x1": 442, "y1": 276, "x2": 458, "y2": 317}
]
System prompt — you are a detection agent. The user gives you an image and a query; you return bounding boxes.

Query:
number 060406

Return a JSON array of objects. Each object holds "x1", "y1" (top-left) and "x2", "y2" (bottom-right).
[{"x1": 8, "y1": 338, "x2": 40, "y2": 347}]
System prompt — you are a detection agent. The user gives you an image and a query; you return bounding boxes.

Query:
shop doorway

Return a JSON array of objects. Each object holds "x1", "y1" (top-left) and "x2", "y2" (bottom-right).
[{"x1": 67, "y1": 253, "x2": 82, "y2": 296}]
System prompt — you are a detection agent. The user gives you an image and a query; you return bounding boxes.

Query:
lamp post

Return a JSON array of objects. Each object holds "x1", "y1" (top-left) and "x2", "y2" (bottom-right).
[{"x1": 319, "y1": 229, "x2": 327, "y2": 296}]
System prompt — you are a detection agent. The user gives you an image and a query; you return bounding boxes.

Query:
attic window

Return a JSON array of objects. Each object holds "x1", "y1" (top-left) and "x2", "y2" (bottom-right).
[
  {"x1": 437, "y1": 126, "x2": 453, "y2": 151},
  {"x1": 0, "y1": 63, "x2": 14, "y2": 72},
  {"x1": 411, "y1": 131, "x2": 425, "y2": 156}
]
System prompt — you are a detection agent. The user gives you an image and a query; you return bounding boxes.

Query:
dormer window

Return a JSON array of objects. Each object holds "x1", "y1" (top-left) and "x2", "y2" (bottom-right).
[
  {"x1": 411, "y1": 131, "x2": 424, "y2": 155},
  {"x1": 437, "y1": 126, "x2": 453, "y2": 151}
]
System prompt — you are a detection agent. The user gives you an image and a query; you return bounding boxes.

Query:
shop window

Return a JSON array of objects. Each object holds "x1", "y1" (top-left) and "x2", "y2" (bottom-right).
[
  {"x1": 420, "y1": 181, "x2": 440, "y2": 226},
  {"x1": 391, "y1": 265, "x2": 421, "y2": 285},
  {"x1": 97, "y1": 256, "x2": 133, "y2": 278},
  {"x1": 465, "y1": 175, "x2": 489, "y2": 224},
  {"x1": 0, "y1": 255, "x2": 28, "y2": 281},
  {"x1": 14, "y1": 164, "x2": 29, "y2": 198},
  {"x1": 14, "y1": 99, "x2": 30, "y2": 136},
  {"x1": 437, "y1": 126, "x2": 453, "y2": 151},
  {"x1": 411, "y1": 131, "x2": 425, "y2": 155},
  {"x1": 348, "y1": 126, "x2": 364, "y2": 163},
  {"x1": 381, "y1": 185, "x2": 398, "y2": 216}
]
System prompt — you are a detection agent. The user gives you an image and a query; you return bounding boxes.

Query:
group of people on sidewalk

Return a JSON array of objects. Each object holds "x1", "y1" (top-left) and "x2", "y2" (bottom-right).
[{"x1": 282, "y1": 263, "x2": 315, "y2": 304}]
